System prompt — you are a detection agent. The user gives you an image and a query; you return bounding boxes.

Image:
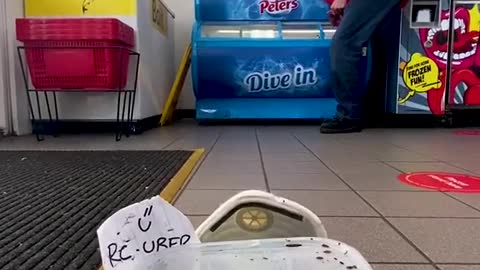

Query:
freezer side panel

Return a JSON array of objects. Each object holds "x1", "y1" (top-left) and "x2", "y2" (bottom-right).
[{"x1": 195, "y1": 44, "x2": 333, "y2": 99}]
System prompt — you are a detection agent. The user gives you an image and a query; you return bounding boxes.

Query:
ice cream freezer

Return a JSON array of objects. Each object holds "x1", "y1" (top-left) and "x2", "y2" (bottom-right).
[{"x1": 191, "y1": 0, "x2": 370, "y2": 121}]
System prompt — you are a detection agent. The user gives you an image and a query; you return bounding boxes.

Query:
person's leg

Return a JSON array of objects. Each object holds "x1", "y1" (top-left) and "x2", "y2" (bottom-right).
[
  {"x1": 321, "y1": 0, "x2": 401, "y2": 134},
  {"x1": 363, "y1": 7, "x2": 401, "y2": 126}
]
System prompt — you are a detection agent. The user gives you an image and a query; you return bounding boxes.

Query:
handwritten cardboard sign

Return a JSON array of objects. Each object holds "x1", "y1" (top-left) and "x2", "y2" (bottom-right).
[{"x1": 97, "y1": 196, "x2": 199, "y2": 270}]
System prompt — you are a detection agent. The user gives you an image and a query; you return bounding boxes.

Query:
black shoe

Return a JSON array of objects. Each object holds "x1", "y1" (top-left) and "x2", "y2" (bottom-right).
[{"x1": 320, "y1": 118, "x2": 363, "y2": 134}]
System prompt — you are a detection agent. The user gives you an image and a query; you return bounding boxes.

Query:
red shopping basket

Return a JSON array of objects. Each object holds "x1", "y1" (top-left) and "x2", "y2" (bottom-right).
[{"x1": 16, "y1": 18, "x2": 135, "y2": 90}]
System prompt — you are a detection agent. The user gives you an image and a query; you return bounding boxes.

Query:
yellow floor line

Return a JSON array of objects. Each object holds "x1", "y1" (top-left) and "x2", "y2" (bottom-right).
[
  {"x1": 98, "y1": 148, "x2": 205, "y2": 270},
  {"x1": 160, "y1": 148, "x2": 205, "y2": 203}
]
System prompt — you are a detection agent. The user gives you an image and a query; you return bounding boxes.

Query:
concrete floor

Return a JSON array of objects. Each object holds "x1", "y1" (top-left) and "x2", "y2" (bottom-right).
[{"x1": 1, "y1": 120, "x2": 480, "y2": 269}]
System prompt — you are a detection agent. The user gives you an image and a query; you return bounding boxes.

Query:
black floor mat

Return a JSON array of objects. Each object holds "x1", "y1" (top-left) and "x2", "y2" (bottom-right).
[{"x1": 0, "y1": 150, "x2": 194, "y2": 270}]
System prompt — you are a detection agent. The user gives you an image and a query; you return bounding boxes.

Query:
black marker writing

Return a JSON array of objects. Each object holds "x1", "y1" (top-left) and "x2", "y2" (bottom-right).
[
  {"x1": 138, "y1": 205, "x2": 153, "y2": 232},
  {"x1": 157, "y1": 237, "x2": 168, "y2": 250},
  {"x1": 142, "y1": 234, "x2": 192, "y2": 254},
  {"x1": 155, "y1": 235, "x2": 190, "y2": 251},
  {"x1": 106, "y1": 233, "x2": 192, "y2": 265},
  {"x1": 108, "y1": 243, "x2": 132, "y2": 268},
  {"x1": 108, "y1": 244, "x2": 120, "y2": 267},
  {"x1": 119, "y1": 246, "x2": 132, "y2": 261},
  {"x1": 143, "y1": 241, "x2": 156, "y2": 254}
]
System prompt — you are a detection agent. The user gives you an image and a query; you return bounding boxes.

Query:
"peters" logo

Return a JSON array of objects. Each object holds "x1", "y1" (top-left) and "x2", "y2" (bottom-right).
[{"x1": 259, "y1": 0, "x2": 299, "y2": 15}]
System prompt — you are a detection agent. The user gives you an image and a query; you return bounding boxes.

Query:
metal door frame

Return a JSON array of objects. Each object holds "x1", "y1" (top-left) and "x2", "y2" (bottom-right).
[{"x1": 0, "y1": 0, "x2": 13, "y2": 135}]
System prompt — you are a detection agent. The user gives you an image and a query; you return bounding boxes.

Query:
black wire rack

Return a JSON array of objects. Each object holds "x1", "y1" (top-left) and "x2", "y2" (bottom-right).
[{"x1": 17, "y1": 45, "x2": 141, "y2": 141}]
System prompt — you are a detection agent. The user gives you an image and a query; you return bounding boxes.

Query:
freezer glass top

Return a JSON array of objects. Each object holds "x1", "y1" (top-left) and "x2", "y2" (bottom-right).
[
  {"x1": 201, "y1": 25, "x2": 243, "y2": 38},
  {"x1": 200, "y1": 23, "x2": 336, "y2": 40},
  {"x1": 201, "y1": 23, "x2": 280, "y2": 39},
  {"x1": 282, "y1": 23, "x2": 321, "y2": 39},
  {"x1": 321, "y1": 23, "x2": 336, "y2": 39},
  {"x1": 241, "y1": 24, "x2": 279, "y2": 38}
]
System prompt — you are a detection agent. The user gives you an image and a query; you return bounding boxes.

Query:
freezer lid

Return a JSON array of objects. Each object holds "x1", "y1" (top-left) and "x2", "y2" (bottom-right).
[
  {"x1": 200, "y1": 23, "x2": 280, "y2": 39},
  {"x1": 321, "y1": 23, "x2": 336, "y2": 39},
  {"x1": 199, "y1": 22, "x2": 335, "y2": 40},
  {"x1": 282, "y1": 22, "x2": 322, "y2": 39},
  {"x1": 200, "y1": 25, "x2": 243, "y2": 38}
]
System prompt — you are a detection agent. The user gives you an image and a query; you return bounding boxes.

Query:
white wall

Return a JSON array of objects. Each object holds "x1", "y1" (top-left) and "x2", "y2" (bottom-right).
[
  {"x1": 162, "y1": 0, "x2": 196, "y2": 109},
  {"x1": 0, "y1": 0, "x2": 11, "y2": 134},
  {"x1": 137, "y1": 0, "x2": 176, "y2": 118}
]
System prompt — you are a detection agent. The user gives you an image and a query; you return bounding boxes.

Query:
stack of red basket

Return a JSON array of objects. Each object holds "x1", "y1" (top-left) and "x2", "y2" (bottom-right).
[{"x1": 16, "y1": 18, "x2": 135, "y2": 90}]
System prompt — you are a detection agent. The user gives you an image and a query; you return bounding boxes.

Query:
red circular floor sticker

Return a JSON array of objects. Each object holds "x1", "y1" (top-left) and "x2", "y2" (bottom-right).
[
  {"x1": 398, "y1": 172, "x2": 480, "y2": 193},
  {"x1": 453, "y1": 130, "x2": 480, "y2": 136}
]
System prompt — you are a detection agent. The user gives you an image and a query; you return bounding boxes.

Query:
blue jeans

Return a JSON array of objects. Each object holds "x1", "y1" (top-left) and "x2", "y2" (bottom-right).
[{"x1": 330, "y1": 0, "x2": 401, "y2": 120}]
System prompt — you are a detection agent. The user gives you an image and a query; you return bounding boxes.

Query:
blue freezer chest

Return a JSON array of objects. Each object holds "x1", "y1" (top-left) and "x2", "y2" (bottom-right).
[{"x1": 191, "y1": 0, "x2": 369, "y2": 121}]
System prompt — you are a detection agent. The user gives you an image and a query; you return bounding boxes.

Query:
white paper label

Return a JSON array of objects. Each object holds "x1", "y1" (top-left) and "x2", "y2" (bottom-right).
[{"x1": 97, "y1": 196, "x2": 199, "y2": 270}]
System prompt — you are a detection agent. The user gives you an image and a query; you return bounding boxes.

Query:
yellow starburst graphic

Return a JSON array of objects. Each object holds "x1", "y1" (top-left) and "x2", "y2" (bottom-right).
[{"x1": 469, "y1": 4, "x2": 480, "y2": 33}]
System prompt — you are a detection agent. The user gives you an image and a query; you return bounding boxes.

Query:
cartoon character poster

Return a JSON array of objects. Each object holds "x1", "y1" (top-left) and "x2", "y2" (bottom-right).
[{"x1": 398, "y1": 1, "x2": 480, "y2": 115}]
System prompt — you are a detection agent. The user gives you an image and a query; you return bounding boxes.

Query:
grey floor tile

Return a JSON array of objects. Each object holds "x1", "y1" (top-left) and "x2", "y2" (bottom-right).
[
  {"x1": 217, "y1": 141, "x2": 257, "y2": 146},
  {"x1": 389, "y1": 218, "x2": 480, "y2": 264},
  {"x1": 331, "y1": 162, "x2": 421, "y2": 191},
  {"x1": 447, "y1": 194, "x2": 480, "y2": 211},
  {"x1": 215, "y1": 135, "x2": 255, "y2": 141},
  {"x1": 322, "y1": 218, "x2": 427, "y2": 263},
  {"x1": 317, "y1": 153, "x2": 381, "y2": 163},
  {"x1": 448, "y1": 160, "x2": 480, "y2": 175},
  {"x1": 323, "y1": 160, "x2": 390, "y2": 174},
  {"x1": 188, "y1": 216, "x2": 208, "y2": 229},
  {"x1": 267, "y1": 172, "x2": 349, "y2": 190},
  {"x1": 261, "y1": 146, "x2": 309, "y2": 154},
  {"x1": 272, "y1": 190, "x2": 378, "y2": 216},
  {"x1": 264, "y1": 160, "x2": 332, "y2": 174},
  {"x1": 164, "y1": 132, "x2": 222, "y2": 150},
  {"x1": 372, "y1": 265, "x2": 435, "y2": 270},
  {"x1": 0, "y1": 130, "x2": 178, "y2": 151},
  {"x1": 207, "y1": 151, "x2": 261, "y2": 161},
  {"x1": 439, "y1": 266, "x2": 480, "y2": 270},
  {"x1": 213, "y1": 141, "x2": 258, "y2": 148},
  {"x1": 372, "y1": 148, "x2": 437, "y2": 162},
  {"x1": 360, "y1": 192, "x2": 480, "y2": 217},
  {"x1": 388, "y1": 162, "x2": 471, "y2": 174},
  {"x1": 198, "y1": 160, "x2": 263, "y2": 174},
  {"x1": 165, "y1": 138, "x2": 219, "y2": 151},
  {"x1": 211, "y1": 146, "x2": 259, "y2": 154},
  {"x1": 427, "y1": 150, "x2": 480, "y2": 163},
  {"x1": 187, "y1": 172, "x2": 266, "y2": 190},
  {"x1": 322, "y1": 160, "x2": 379, "y2": 172},
  {"x1": 174, "y1": 190, "x2": 240, "y2": 216},
  {"x1": 261, "y1": 152, "x2": 318, "y2": 161}
]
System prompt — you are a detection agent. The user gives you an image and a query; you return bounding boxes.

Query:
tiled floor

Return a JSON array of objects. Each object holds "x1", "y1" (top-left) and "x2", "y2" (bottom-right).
[{"x1": 2, "y1": 120, "x2": 480, "y2": 269}]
